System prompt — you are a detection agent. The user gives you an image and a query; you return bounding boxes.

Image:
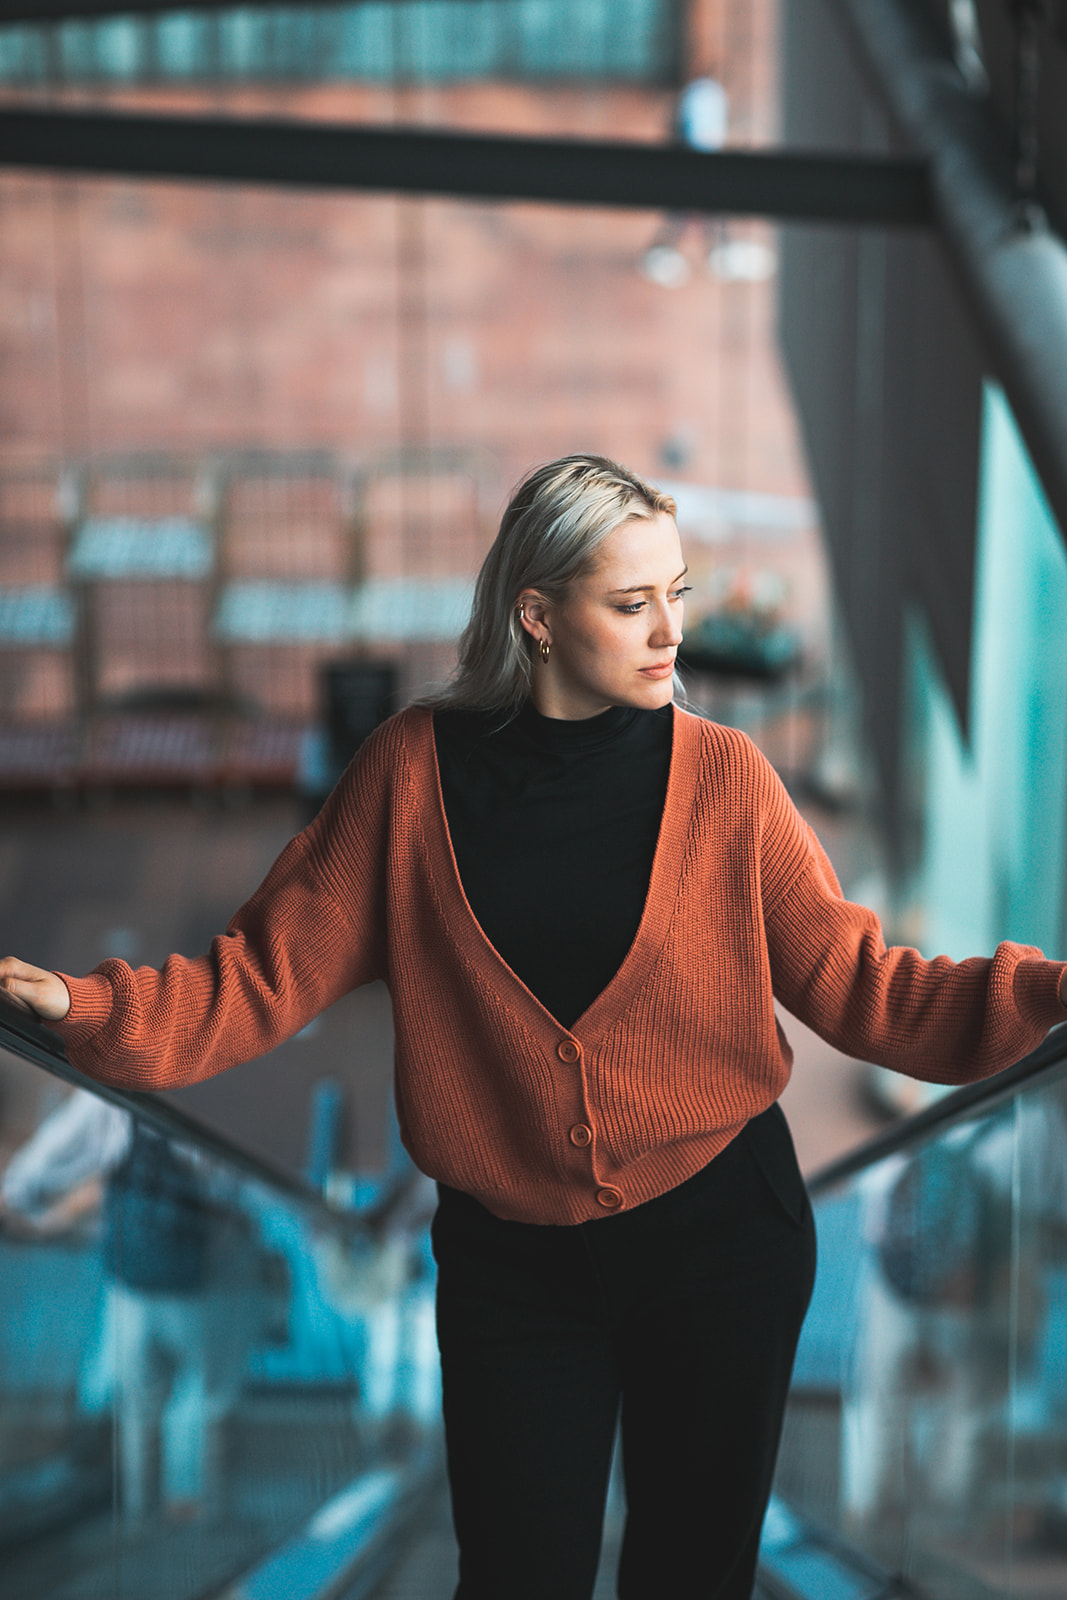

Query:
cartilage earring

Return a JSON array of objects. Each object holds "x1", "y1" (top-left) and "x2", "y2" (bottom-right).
[
  {"x1": 517, "y1": 603, "x2": 525, "y2": 623},
  {"x1": 540, "y1": 638, "x2": 551, "y2": 664}
]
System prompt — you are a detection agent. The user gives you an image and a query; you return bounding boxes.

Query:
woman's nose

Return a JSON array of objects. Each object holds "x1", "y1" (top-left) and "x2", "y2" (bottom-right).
[{"x1": 650, "y1": 601, "x2": 683, "y2": 647}]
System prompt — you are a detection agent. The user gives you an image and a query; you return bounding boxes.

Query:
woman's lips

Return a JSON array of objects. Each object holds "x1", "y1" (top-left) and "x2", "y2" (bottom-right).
[{"x1": 638, "y1": 662, "x2": 675, "y2": 679}]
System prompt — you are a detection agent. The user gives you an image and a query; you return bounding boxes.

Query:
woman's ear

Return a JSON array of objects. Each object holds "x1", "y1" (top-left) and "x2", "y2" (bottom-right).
[{"x1": 515, "y1": 590, "x2": 551, "y2": 644}]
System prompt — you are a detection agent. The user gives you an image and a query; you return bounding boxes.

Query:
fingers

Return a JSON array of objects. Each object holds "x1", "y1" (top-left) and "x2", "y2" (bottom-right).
[
  {"x1": 0, "y1": 957, "x2": 37, "y2": 1014},
  {"x1": 0, "y1": 958, "x2": 72, "y2": 1022}
]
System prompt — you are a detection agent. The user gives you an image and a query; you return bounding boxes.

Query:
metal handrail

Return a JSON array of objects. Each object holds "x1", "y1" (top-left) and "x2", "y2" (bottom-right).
[
  {"x1": 0, "y1": 996, "x2": 403, "y2": 1232},
  {"x1": 807, "y1": 1021, "x2": 1067, "y2": 1196}
]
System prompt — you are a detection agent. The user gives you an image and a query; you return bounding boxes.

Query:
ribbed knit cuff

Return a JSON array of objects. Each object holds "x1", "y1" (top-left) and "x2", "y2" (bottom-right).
[
  {"x1": 47, "y1": 972, "x2": 115, "y2": 1051},
  {"x1": 1013, "y1": 957, "x2": 1067, "y2": 1023}
]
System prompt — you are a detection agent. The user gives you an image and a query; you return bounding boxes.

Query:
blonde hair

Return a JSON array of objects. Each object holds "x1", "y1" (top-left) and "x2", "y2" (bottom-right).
[{"x1": 425, "y1": 454, "x2": 677, "y2": 712}]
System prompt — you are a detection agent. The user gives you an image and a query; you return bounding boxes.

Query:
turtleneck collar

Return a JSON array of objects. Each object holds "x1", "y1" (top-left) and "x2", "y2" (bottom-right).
[{"x1": 515, "y1": 699, "x2": 643, "y2": 754}]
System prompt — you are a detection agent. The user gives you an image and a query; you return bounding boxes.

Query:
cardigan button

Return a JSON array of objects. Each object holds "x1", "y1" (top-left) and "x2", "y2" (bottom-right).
[
  {"x1": 557, "y1": 1040, "x2": 580, "y2": 1064},
  {"x1": 569, "y1": 1124, "x2": 592, "y2": 1147},
  {"x1": 596, "y1": 1186, "x2": 622, "y2": 1210}
]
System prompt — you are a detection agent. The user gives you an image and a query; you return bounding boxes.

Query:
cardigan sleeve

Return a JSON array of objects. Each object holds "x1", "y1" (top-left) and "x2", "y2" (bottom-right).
[
  {"x1": 47, "y1": 717, "x2": 400, "y2": 1093},
  {"x1": 764, "y1": 808, "x2": 1067, "y2": 1085}
]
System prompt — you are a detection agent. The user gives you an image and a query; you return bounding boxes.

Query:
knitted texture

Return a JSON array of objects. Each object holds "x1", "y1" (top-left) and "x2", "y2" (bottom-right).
[{"x1": 53, "y1": 706, "x2": 1067, "y2": 1225}]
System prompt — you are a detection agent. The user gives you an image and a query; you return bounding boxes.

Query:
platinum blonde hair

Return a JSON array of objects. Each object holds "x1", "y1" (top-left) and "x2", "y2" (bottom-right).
[{"x1": 424, "y1": 454, "x2": 678, "y2": 712}]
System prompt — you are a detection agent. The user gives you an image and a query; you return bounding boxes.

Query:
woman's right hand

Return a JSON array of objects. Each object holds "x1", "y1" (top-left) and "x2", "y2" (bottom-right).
[{"x1": 0, "y1": 959, "x2": 71, "y2": 1022}]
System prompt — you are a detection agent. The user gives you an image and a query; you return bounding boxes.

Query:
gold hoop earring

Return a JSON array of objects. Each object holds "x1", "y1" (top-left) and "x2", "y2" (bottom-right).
[{"x1": 540, "y1": 638, "x2": 551, "y2": 664}]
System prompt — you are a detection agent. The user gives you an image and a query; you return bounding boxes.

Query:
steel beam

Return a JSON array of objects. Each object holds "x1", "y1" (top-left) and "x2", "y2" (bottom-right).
[
  {"x1": 0, "y1": 106, "x2": 931, "y2": 225},
  {"x1": 831, "y1": 0, "x2": 1067, "y2": 543}
]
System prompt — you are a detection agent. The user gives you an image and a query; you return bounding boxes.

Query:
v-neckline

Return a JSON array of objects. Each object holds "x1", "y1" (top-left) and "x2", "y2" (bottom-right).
[{"x1": 408, "y1": 703, "x2": 703, "y2": 1050}]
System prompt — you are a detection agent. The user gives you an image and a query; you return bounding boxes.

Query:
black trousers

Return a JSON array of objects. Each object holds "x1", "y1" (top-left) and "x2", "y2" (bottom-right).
[{"x1": 432, "y1": 1103, "x2": 817, "y2": 1600}]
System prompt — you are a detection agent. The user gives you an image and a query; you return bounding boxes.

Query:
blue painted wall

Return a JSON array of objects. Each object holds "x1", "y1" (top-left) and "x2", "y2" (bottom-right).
[{"x1": 904, "y1": 382, "x2": 1067, "y2": 962}]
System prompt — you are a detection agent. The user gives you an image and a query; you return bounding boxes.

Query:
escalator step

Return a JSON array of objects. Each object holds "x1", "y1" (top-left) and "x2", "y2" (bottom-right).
[{"x1": 363, "y1": 1483, "x2": 457, "y2": 1599}]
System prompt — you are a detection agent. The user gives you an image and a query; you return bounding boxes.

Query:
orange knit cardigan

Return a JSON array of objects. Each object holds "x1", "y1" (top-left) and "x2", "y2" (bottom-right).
[{"x1": 52, "y1": 705, "x2": 1067, "y2": 1225}]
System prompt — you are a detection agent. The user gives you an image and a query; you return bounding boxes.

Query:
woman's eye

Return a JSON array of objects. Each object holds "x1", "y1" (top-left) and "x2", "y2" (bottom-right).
[{"x1": 616, "y1": 585, "x2": 690, "y2": 614}]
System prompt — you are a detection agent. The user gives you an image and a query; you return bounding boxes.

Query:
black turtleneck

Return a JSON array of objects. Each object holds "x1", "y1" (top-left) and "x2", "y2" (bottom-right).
[{"x1": 432, "y1": 701, "x2": 673, "y2": 1029}]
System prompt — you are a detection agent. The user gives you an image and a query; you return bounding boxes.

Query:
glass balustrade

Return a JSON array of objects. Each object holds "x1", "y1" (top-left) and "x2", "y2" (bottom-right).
[
  {"x1": 765, "y1": 1041, "x2": 1067, "y2": 1600},
  {"x1": 0, "y1": 1027, "x2": 441, "y2": 1600}
]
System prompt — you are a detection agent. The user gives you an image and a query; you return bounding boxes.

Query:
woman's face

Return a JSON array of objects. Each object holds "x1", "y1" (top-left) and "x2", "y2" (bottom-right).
[{"x1": 519, "y1": 511, "x2": 688, "y2": 720}]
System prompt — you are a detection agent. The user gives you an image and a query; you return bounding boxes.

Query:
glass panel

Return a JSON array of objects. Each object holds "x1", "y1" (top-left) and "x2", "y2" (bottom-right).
[
  {"x1": 0, "y1": 1043, "x2": 439, "y2": 1600},
  {"x1": 1001, "y1": 1081, "x2": 1067, "y2": 1600},
  {"x1": 771, "y1": 1064, "x2": 1067, "y2": 1600}
]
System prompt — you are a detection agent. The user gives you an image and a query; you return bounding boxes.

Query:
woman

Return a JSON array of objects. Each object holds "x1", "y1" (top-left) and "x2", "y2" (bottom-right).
[{"x1": 3, "y1": 454, "x2": 1066, "y2": 1599}]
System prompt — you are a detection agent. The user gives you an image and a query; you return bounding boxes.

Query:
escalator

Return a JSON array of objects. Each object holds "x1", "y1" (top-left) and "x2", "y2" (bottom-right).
[
  {"x1": 4, "y1": 998, "x2": 1067, "y2": 1600},
  {"x1": 0, "y1": 1002, "x2": 443, "y2": 1600},
  {"x1": 759, "y1": 1024, "x2": 1067, "y2": 1600}
]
